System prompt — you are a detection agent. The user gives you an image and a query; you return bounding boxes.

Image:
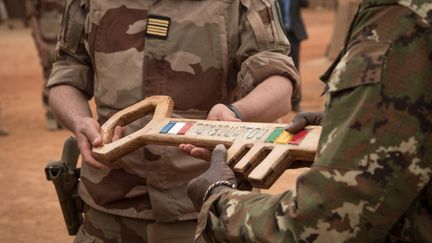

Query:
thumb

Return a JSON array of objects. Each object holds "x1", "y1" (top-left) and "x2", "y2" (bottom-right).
[
  {"x1": 83, "y1": 120, "x2": 102, "y2": 146},
  {"x1": 285, "y1": 115, "x2": 307, "y2": 134},
  {"x1": 211, "y1": 144, "x2": 228, "y2": 167}
]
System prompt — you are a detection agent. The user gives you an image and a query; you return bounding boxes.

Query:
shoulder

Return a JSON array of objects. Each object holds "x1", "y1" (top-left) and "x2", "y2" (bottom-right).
[
  {"x1": 397, "y1": 0, "x2": 432, "y2": 22},
  {"x1": 362, "y1": 0, "x2": 432, "y2": 23}
]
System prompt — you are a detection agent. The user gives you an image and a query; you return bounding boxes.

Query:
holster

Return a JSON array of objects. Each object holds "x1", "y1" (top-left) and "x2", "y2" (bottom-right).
[{"x1": 45, "y1": 137, "x2": 83, "y2": 235}]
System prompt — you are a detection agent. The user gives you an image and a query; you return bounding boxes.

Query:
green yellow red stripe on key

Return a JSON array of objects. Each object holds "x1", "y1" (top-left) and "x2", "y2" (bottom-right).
[{"x1": 265, "y1": 128, "x2": 308, "y2": 144}]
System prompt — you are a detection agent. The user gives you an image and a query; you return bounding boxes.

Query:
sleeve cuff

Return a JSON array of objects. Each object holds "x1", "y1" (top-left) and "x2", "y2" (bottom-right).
[
  {"x1": 194, "y1": 188, "x2": 234, "y2": 241},
  {"x1": 47, "y1": 60, "x2": 94, "y2": 99},
  {"x1": 237, "y1": 51, "x2": 300, "y2": 100}
]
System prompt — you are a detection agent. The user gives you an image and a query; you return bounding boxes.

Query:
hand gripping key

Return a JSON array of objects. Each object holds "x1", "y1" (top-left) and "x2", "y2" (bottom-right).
[{"x1": 92, "y1": 96, "x2": 321, "y2": 189}]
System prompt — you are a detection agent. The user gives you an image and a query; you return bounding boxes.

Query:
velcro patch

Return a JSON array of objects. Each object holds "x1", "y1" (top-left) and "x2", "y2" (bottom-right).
[{"x1": 145, "y1": 15, "x2": 170, "y2": 40}]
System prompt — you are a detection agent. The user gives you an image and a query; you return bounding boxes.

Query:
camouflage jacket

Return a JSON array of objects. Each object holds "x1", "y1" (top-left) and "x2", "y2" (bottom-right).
[
  {"x1": 25, "y1": 0, "x2": 65, "y2": 42},
  {"x1": 197, "y1": 0, "x2": 432, "y2": 242},
  {"x1": 47, "y1": 0, "x2": 298, "y2": 221}
]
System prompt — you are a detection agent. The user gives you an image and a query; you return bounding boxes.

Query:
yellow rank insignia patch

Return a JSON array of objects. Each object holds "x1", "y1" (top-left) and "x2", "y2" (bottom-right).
[{"x1": 145, "y1": 15, "x2": 170, "y2": 40}]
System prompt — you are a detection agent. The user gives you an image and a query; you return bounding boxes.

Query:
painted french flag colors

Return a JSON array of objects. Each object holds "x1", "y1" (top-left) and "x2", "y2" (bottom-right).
[
  {"x1": 160, "y1": 121, "x2": 194, "y2": 135},
  {"x1": 168, "y1": 122, "x2": 185, "y2": 134},
  {"x1": 177, "y1": 123, "x2": 193, "y2": 135},
  {"x1": 159, "y1": 121, "x2": 176, "y2": 134}
]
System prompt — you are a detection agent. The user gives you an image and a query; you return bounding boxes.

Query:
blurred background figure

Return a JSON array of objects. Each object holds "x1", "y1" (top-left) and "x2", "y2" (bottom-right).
[
  {"x1": 278, "y1": 0, "x2": 309, "y2": 111},
  {"x1": 326, "y1": 0, "x2": 361, "y2": 59},
  {"x1": 25, "y1": 0, "x2": 64, "y2": 130},
  {"x1": 0, "y1": 0, "x2": 8, "y2": 25},
  {"x1": 0, "y1": 101, "x2": 8, "y2": 136}
]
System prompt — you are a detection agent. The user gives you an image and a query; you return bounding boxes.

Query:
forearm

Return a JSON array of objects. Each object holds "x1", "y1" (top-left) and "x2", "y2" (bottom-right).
[
  {"x1": 49, "y1": 85, "x2": 93, "y2": 134},
  {"x1": 198, "y1": 189, "x2": 297, "y2": 242},
  {"x1": 233, "y1": 75, "x2": 293, "y2": 122}
]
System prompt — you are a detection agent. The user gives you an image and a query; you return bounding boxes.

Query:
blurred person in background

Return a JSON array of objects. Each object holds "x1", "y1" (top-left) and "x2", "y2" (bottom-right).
[
  {"x1": 26, "y1": 0, "x2": 64, "y2": 130},
  {"x1": 278, "y1": 0, "x2": 309, "y2": 112},
  {"x1": 0, "y1": 0, "x2": 8, "y2": 25},
  {"x1": 0, "y1": 102, "x2": 8, "y2": 136}
]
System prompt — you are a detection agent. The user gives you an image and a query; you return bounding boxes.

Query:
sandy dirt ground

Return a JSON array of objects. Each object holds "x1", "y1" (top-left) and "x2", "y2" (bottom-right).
[{"x1": 0, "y1": 10, "x2": 334, "y2": 243}]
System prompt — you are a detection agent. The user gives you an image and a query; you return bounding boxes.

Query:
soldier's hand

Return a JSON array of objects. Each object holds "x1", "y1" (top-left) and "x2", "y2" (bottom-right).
[
  {"x1": 112, "y1": 125, "x2": 127, "y2": 142},
  {"x1": 207, "y1": 103, "x2": 241, "y2": 122},
  {"x1": 179, "y1": 104, "x2": 241, "y2": 160},
  {"x1": 187, "y1": 144, "x2": 237, "y2": 210},
  {"x1": 179, "y1": 144, "x2": 212, "y2": 161},
  {"x1": 75, "y1": 117, "x2": 118, "y2": 169},
  {"x1": 285, "y1": 111, "x2": 324, "y2": 134}
]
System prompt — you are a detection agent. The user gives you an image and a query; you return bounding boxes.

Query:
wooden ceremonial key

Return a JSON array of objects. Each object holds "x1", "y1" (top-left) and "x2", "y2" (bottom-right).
[{"x1": 92, "y1": 96, "x2": 321, "y2": 189}]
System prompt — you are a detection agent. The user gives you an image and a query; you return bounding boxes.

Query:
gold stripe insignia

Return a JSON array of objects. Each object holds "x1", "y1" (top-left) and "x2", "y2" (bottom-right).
[
  {"x1": 145, "y1": 15, "x2": 171, "y2": 40},
  {"x1": 147, "y1": 25, "x2": 168, "y2": 32}
]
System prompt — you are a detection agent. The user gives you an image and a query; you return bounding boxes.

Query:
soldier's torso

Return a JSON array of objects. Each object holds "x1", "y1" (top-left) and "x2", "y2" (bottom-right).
[
  {"x1": 83, "y1": 0, "x2": 243, "y2": 120},
  {"x1": 79, "y1": 0, "x2": 245, "y2": 221},
  {"x1": 38, "y1": 0, "x2": 65, "y2": 42},
  {"x1": 318, "y1": 0, "x2": 432, "y2": 241}
]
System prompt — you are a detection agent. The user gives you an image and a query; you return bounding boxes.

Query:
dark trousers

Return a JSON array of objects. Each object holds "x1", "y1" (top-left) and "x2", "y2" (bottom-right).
[
  {"x1": 287, "y1": 32, "x2": 300, "y2": 69},
  {"x1": 287, "y1": 32, "x2": 301, "y2": 109}
]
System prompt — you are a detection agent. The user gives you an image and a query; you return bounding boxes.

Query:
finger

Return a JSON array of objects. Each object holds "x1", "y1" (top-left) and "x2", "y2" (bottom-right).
[
  {"x1": 82, "y1": 150, "x2": 109, "y2": 169},
  {"x1": 112, "y1": 126, "x2": 126, "y2": 141},
  {"x1": 284, "y1": 115, "x2": 307, "y2": 134},
  {"x1": 304, "y1": 111, "x2": 324, "y2": 125},
  {"x1": 190, "y1": 147, "x2": 212, "y2": 161},
  {"x1": 180, "y1": 144, "x2": 212, "y2": 161},
  {"x1": 211, "y1": 144, "x2": 227, "y2": 165},
  {"x1": 180, "y1": 144, "x2": 196, "y2": 155},
  {"x1": 81, "y1": 120, "x2": 102, "y2": 146},
  {"x1": 76, "y1": 134, "x2": 108, "y2": 169}
]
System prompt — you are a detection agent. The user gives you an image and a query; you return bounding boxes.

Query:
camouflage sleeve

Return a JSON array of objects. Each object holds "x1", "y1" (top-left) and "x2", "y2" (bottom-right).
[
  {"x1": 47, "y1": 0, "x2": 94, "y2": 98},
  {"x1": 198, "y1": 3, "x2": 432, "y2": 242},
  {"x1": 236, "y1": 0, "x2": 300, "y2": 98}
]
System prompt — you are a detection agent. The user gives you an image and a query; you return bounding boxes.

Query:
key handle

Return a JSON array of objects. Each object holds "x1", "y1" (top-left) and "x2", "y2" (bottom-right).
[{"x1": 94, "y1": 96, "x2": 174, "y2": 162}]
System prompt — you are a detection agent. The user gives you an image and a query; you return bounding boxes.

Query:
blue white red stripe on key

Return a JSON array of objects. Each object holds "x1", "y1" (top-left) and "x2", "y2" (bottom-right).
[
  {"x1": 168, "y1": 122, "x2": 185, "y2": 134},
  {"x1": 160, "y1": 121, "x2": 194, "y2": 135},
  {"x1": 160, "y1": 121, "x2": 176, "y2": 134}
]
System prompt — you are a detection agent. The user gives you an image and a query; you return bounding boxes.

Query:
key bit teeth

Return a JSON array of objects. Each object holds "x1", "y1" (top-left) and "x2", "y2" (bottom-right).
[
  {"x1": 227, "y1": 142, "x2": 252, "y2": 167},
  {"x1": 233, "y1": 145, "x2": 273, "y2": 176},
  {"x1": 248, "y1": 146, "x2": 292, "y2": 188}
]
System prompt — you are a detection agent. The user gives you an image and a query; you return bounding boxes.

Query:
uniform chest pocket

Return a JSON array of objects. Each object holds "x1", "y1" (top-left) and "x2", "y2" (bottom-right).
[{"x1": 325, "y1": 41, "x2": 391, "y2": 106}]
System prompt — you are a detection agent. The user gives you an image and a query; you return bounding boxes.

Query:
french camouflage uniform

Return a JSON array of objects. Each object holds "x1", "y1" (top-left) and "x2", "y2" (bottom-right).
[
  {"x1": 47, "y1": 0, "x2": 299, "y2": 242},
  {"x1": 197, "y1": 0, "x2": 432, "y2": 242},
  {"x1": 26, "y1": 0, "x2": 64, "y2": 123}
]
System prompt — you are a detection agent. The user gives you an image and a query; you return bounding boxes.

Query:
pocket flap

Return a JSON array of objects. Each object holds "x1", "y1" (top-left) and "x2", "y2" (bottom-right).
[{"x1": 327, "y1": 41, "x2": 391, "y2": 93}]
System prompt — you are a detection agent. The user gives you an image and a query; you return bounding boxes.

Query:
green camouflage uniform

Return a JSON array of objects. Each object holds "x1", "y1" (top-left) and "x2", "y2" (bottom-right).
[
  {"x1": 26, "y1": 0, "x2": 64, "y2": 119},
  {"x1": 197, "y1": 0, "x2": 432, "y2": 242},
  {"x1": 47, "y1": 0, "x2": 298, "y2": 241}
]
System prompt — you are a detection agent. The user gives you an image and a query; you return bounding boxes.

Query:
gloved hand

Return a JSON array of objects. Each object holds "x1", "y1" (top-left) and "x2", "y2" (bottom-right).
[
  {"x1": 285, "y1": 111, "x2": 324, "y2": 134},
  {"x1": 187, "y1": 144, "x2": 237, "y2": 210}
]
